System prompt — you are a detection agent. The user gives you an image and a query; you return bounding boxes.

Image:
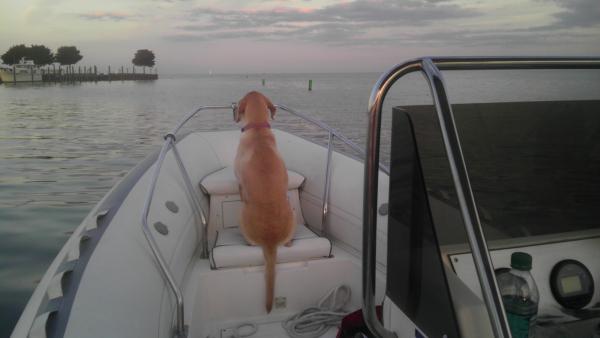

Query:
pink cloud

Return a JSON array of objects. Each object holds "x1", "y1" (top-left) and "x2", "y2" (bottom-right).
[{"x1": 79, "y1": 11, "x2": 134, "y2": 21}]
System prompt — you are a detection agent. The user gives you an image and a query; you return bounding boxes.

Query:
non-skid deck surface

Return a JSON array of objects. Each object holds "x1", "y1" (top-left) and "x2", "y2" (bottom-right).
[{"x1": 186, "y1": 246, "x2": 386, "y2": 338}]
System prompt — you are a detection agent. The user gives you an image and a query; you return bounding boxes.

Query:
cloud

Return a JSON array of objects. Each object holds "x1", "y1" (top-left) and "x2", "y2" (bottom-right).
[
  {"x1": 544, "y1": 0, "x2": 600, "y2": 29},
  {"x1": 188, "y1": 0, "x2": 478, "y2": 26},
  {"x1": 167, "y1": 0, "x2": 481, "y2": 44},
  {"x1": 78, "y1": 11, "x2": 135, "y2": 21},
  {"x1": 446, "y1": 0, "x2": 600, "y2": 48},
  {"x1": 403, "y1": 26, "x2": 599, "y2": 48},
  {"x1": 164, "y1": 0, "x2": 600, "y2": 52}
]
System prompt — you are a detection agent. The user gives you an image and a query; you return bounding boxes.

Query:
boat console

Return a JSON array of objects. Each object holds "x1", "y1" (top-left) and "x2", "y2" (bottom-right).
[
  {"x1": 364, "y1": 58, "x2": 600, "y2": 338},
  {"x1": 399, "y1": 99, "x2": 600, "y2": 337}
]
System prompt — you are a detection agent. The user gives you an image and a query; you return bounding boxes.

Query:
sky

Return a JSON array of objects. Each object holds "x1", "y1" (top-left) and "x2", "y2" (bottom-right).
[{"x1": 0, "y1": 0, "x2": 599, "y2": 73}]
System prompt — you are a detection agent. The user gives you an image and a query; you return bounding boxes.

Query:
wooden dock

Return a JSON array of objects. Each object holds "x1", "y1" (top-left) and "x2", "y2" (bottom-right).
[
  {"x1": 0, "y1": 65, "x2": 158, "y2": 83},
  {"x1": 41, "y1": 72, "x2": 158, "y2": 82}
]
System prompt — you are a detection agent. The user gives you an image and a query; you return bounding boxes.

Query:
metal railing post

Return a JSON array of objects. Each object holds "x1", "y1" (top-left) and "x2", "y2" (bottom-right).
[
  {"x1": 421, "y1": 58, "x2": 511, "y2": 338},
  {"x1": 141, "y1": 105, "x2": 234, "y2": 338},
  {"x1": 170, "y1": 140, "x2": 209, "y2": 258},
  {"x1": 141, "y1": 137, "x2": 188, "y2": 338},
  {"x1": 363, "y1": 61, "x2": 423, "y2": 338},
  {"x1": 321, "y1": 131, "x2": 334, "y2": 229},
  {"x1": 275, "y1": 104, "x2": 390, "y2": 175}
]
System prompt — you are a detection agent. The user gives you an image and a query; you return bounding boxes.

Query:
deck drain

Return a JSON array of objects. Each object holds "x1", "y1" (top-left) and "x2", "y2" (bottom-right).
[
  {"x1": 274, "y1": 296, "x2": 287, "y2": 309},
  {"x1": 154, "y1": 222, "x2": 169, "y2": 235},
  {"x1": 165, "y1": 201, "x2": 179, "y2": 213}
]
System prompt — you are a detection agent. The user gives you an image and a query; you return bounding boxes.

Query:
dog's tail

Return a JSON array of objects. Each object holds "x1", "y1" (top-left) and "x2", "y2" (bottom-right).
[{"x1": 263, "y1": 245, "x2": 277, "y2": 313}]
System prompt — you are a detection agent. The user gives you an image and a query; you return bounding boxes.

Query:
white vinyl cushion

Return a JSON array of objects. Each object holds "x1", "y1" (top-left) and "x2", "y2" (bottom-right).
[
  {"x1": 210, "y1": 224, "x2": 332, "y2": 269},
  {"x1": 200, "y1": 167, "x2": 305, "y2": 195}
]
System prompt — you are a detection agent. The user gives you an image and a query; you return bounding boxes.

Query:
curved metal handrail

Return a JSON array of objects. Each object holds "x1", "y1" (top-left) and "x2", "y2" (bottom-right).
[
  {"x1": 277, "y1": 106, "x2": 360, "y2": 157},
  {"x1": 141, "y1": 138, "x2": 187, "y2": 338},
  {"x1": 276, "y1": 104, "x2": 390, "y2": 228},
  {"x1": 141, "y1": 105, "x2": 233, "y2": 338},
  {"x1": 141, "y1": 103, "x2": 389, "y2": 338},
  {"x1": 363, "y1": 57, "x2": 600, "y2": 338}
]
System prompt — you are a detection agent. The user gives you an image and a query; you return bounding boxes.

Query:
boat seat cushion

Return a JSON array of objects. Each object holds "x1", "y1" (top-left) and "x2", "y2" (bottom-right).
[
  {"x1": 200, "y1": 167, "x2": 305, "y2": 195},
  {"x1": 210, "y1": 224, "x2": 332, "y2": 269}
]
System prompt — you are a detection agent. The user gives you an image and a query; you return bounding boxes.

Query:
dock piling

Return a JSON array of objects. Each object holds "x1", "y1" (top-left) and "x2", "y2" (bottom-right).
[{"x1": 309, "y1": 79, "x2": 313, "y2": 91}]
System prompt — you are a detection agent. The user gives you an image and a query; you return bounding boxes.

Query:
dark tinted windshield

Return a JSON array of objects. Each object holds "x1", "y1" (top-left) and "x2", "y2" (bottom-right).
[{"x1": 403, "y1": 100, "x2": 600, "y2": 244}]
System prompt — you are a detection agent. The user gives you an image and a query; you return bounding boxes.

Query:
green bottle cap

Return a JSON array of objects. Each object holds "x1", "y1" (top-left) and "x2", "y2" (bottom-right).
[{"x1": 511, "y1": 252, "x2": 532, "y2": 271}]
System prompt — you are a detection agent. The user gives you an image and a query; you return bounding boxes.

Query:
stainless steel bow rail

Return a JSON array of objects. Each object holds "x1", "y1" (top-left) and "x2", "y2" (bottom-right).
[
  {"x1": 141, "y1": 105, "x2": 230, "y2": 338},
  {"x1": 141, "y1": 103, "x2": 390, "y2": 338},
  {"x1": 362, "y1": 57, "x2": 600, "y2": 338},
  {"x1": 276, "y1": 104, "x2": 390, "y2": 229}
]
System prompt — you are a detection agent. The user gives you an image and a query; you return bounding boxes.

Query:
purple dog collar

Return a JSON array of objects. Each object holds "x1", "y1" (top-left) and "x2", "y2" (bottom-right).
[{"x1": 241, "y1": 122, "x2": 271, "y2": 132}]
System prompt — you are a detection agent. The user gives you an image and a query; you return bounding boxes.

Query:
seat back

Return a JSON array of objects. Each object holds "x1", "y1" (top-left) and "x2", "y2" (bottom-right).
[{"x1": 200, "y1": 166, "x2": 306, "y2": 246}]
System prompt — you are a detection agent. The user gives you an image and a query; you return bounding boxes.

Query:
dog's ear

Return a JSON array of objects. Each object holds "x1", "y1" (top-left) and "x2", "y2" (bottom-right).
[
  {"x1": 267, "y1": 98, "x2": 276, "y2": 120},
  {"x1": 235, "y1": 99, "x2": 246, "y2": 123}
]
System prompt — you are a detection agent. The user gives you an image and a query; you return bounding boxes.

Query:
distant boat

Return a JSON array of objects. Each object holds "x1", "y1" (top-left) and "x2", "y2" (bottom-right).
[{"x1": 0, "y1": 58, "x2": 42, "y2": 83}]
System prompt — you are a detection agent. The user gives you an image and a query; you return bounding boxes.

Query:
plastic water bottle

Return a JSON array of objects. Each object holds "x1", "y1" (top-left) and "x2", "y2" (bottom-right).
[{"x1": 497, "y1": 252, "x2": 539, "y2": 338}]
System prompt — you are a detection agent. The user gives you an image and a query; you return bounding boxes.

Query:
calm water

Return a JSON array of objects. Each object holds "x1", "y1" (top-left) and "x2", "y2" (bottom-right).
[
  {"x1": 1, "y1": 70, "x2": 599, "y2": 335},
  {"x1": 0, "y1": 73, "x2": 385, "y2": 335}
]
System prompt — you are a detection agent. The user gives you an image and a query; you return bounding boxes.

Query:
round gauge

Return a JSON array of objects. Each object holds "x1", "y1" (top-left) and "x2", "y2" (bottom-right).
[{"x1": 550, "y1": 259, "x2": 594, "y2": 310}]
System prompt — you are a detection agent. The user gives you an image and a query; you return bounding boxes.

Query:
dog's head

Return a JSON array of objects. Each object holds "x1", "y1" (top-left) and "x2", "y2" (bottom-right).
[{"x1": 234, "y1": 91, "x2": 276, "y2": 123}]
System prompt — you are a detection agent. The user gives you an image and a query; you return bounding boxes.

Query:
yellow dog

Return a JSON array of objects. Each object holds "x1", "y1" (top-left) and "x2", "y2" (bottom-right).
[{"x1": 233, "y1": 91, "x2": 295, "y2": 313}]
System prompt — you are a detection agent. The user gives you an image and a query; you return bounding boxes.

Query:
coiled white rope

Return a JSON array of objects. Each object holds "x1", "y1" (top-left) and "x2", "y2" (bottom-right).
[{"x1": 282, "y1": 285, "x2": 351, "y2": 338}]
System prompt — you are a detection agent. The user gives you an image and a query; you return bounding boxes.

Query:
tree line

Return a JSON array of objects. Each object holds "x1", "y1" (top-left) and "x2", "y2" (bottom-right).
[{"x1": 1, "y1": 44, "x2": 156, "y2": 70}]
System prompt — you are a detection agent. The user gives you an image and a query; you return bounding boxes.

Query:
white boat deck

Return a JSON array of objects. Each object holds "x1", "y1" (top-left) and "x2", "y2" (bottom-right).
[
  {"x1": 184, "y1": 245, "x2": 383, "y2": 338},
  {"x1": 10, "y1": 129, "x2": 389, "y2": 338}
]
